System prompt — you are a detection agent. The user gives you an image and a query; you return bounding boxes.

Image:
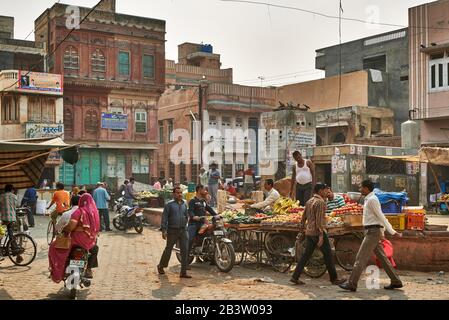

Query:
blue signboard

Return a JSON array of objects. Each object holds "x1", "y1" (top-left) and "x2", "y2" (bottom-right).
[{"x1": 101, "y1": 113, "x2": 128, "y2": 130}]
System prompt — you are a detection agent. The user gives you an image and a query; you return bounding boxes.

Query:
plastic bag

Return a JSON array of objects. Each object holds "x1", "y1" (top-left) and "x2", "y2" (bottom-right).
[{"x1": 375, "y1": 239, "x2": 397, "y2": 269}]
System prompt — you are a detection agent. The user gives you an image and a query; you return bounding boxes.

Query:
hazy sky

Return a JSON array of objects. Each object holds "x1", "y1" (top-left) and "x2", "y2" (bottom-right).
[{"x1": 1, "y1": 0, "x2": 431, "y2": 86}]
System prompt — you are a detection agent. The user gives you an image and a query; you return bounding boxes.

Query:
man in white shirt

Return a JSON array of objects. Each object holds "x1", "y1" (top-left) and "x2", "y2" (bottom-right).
[
  {"x1": 339, "y1": 180, "x2": 403, "y2": 292},
  {"x1": 250, "y1": 179, "x2": 280, "y2": 212}
]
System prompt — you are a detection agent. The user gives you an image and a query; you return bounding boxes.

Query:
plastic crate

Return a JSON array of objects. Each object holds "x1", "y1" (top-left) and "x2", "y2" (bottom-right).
[
  {"x1": 406, "y1": 213, "x2": 425, "y2": 231},
  {"x1": 385, "y1": 214, "x2": 406, "y2": 231},
  {"x1": 381, "y1": 200, "x2": 402, "y2": 214}
]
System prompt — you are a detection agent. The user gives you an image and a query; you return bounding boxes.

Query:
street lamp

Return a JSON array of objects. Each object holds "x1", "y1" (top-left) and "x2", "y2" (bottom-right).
[{"x1": 258, "y1": 76, "x2": 265, "y2": 87}]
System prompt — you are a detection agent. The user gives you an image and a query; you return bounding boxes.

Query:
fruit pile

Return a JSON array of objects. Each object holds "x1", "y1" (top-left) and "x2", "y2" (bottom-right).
[
  {"x1": 262, "y1": 213, "x2": 302, "y2": 226},
  {"x1": 330, "y1": 203, "x2": 363, "y2": 216},
  {"x1": 440, "y1": 194, "x2": 449, "y2": 202},
  {"x1": 326, "y1": 216, "x2": 345, "y2": 228},
  {"x1": 342, "y1": 194, "x2": 357, "y2": 204},
  {"x1": 273, "y1": 197, "x2": 302, "y2": 215},
  {"x1": 138, "y1": 191, "x2": 159, "y2": 198}
]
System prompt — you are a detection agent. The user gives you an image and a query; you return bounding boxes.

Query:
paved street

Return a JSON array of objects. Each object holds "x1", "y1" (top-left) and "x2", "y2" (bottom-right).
[{"x1": 0, "y1": 215, "x2": 449, "y2": 300}]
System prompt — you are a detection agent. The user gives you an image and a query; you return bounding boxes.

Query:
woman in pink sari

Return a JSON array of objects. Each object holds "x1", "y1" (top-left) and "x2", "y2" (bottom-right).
[{"x1": 48, "y1": 193, "x2": 100, "y2": 283}]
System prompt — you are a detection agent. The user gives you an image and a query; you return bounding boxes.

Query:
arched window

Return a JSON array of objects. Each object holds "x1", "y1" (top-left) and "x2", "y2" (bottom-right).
[
  {"x1": 64, "y1": 46, "x2": 79, "y2": 70},
  {"x1": 64, "y1": 108, "x2": 73, "y2": 131},
  {"x1": 333, "y1": 132, "x2": 346, "y2": 144},
  {"x1": 91, "y1": 49, "x2": 106, "y2": 72},
  {"x1": 85, "y1": 109, "x2": 98, "y2": 132}
]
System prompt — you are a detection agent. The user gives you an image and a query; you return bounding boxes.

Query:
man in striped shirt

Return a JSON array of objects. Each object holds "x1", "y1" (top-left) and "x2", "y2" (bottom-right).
[
  {"x1": 326, "y1": 188, "x2": 346, "y2": 215},
  {"x1": 290, "y1": 183, "x2": 345, "y2": 286}
]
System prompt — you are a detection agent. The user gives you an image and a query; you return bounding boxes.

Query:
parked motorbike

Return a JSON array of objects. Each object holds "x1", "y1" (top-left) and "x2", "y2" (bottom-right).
[
  {"x1": 174, "y1": 216, "x2": 236, "y2": 273},
  {"x1": 113, "y1": 197, "x2": 126, "y2": 214},
  {"x1": 112, "y1": 205, "x2": 144, "y2": 234},
  {"x1": 63, "y1": 246, "x2": 91, "y2": 300}
]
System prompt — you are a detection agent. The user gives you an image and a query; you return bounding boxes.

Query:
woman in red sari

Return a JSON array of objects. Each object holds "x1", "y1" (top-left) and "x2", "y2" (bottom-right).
[{"x1": 48, "y1": 193, "x2": 100, "y2": 283}]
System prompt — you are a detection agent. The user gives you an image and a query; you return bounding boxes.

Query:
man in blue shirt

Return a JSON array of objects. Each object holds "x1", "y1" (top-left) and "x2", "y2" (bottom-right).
[
  {"x1": 158, "y1": 187, "x2": 191, "y2": 278},
  {"x1": 207, "y1": 163, "x2": 221, "y2": 208},
  {"x1": 21, "y1": 186, "x2": 38, "y2": 228},
  {"x1": 93, "y1": 182, "x2": 111, "y2": 232}
]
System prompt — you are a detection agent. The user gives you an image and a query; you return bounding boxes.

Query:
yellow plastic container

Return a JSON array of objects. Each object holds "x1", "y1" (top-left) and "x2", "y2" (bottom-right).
[
  {"x1": 386, "y1": 214, "x2": 406, "y2": 231},
  {"x1": 185, "y1": 192, "x2": 196, "y2": 202}
]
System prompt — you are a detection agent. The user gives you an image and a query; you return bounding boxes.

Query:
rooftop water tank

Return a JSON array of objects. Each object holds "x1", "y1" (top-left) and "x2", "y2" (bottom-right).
[
  {"x1": 401, "y1": 120, "x2": 419, "y2": 149},
  {"x1": 200, "y1": 44, "x2": 213, "y2": 54}
]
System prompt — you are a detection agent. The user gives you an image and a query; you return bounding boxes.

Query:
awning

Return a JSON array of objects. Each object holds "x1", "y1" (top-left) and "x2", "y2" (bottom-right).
[
  {"x1": 0, "y1": 137, "x2": 78, "y2": 190},
  {"x1": 368, "y1": 155, "x2": 424, "y2": 163},
  {"x1": 316, "y1": 121, "x2": 349, "y2": 128},
  {"x1": 420, "y1": 147, "x2": 449, "y2": 167}
]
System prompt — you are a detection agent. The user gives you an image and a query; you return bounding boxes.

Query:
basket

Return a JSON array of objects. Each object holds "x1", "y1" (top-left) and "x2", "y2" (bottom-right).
[
  {"x1": 406, "y1": 213, "x2": 425, "y2": 231},
  {"x1": 385, "y1": 214, "x2": 406, "y2": 231},
  {"x1": 342, "y1": 214, "x2": 363, "y2": 227}
]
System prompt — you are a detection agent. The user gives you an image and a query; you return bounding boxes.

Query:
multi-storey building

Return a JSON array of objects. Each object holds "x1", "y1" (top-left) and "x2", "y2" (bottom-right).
[
  {"x1": 315, "y1": 28, "x2": 410, "y2": 135},
  {"x1": 157, "y1": 43, "x2": 276, "y2": 183},
  {"x1": 409, "y1": 0, "x2": 449, "y2": 206},
  {"x1": 34, "y1": 0, "x2": 165, "y2": 188}
]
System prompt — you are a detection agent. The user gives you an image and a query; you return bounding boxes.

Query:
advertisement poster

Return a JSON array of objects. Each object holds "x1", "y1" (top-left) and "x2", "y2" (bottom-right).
[
  {"x1": 351, "y1": 174, "x2": 363, "y2": 186},
  {"x1": 19, "y1": 71, "x2": 63, "y2": 93},
  {"x1": 350, "y1": 145, "x2": 356, "y2": 155}
]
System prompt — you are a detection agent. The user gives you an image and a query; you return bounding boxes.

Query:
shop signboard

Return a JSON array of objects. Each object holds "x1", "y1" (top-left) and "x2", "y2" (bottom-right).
[{"x1": 101, "y1": 113, "x2": 128, "y2": 130}]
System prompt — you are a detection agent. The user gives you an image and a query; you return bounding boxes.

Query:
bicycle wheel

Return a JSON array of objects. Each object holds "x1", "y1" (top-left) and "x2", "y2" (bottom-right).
[
  {"x1": 7, "y1": 233, "x2": 37, "y2": 266},
  {"x1": 47, "y1": 219, "x2": 56, "y2": 245},
  {"x1": 227, "y1": 229, "x2": 244, "y2": 265},
  {"x1": 334, "y1": 235, "x2": 363, "y2": 272}
]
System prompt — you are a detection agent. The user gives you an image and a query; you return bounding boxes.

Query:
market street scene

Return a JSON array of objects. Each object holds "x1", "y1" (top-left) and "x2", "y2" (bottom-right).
[{"x1": 1, "y1": 0, "x2": 449, "y2": 301}]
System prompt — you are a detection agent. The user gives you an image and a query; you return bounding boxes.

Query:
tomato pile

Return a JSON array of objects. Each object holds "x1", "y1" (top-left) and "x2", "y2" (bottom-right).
[{"x1": 330, "y1": 203, "x2": 363, "y2": 216}]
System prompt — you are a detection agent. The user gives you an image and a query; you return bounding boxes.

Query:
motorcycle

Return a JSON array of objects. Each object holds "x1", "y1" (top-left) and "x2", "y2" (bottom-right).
[
  {"x1": 63, "y1": 246, "x2": 91, "y2": 300},
  {"x1": 112, "y1": 205, "x2": 144, "y2": 234},
  {"x1": 174, "y1": 216, "x2": 236, "y2": 273}
]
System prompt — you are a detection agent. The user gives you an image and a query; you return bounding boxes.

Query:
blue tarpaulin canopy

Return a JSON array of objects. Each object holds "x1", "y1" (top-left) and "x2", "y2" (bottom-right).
[{"x1": 374, "y1": 188, "x2": 409, "y2": 205}]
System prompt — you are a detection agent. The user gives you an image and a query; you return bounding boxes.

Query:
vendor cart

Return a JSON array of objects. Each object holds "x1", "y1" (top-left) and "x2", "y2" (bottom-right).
[{"x1": 228, "y1": 223, "x2": 364, "y2": 278}]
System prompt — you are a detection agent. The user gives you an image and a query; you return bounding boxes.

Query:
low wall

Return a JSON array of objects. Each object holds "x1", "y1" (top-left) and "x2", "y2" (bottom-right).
[
  {"x1": 143, "y1": 208, "x2": 163, "y2": 228},
  {"x1": 387, "y1": 233, "x2": 449, "y2": 272}
]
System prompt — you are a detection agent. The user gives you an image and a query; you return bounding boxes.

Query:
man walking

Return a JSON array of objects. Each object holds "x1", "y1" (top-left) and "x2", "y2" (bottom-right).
[
  {"x1": 290, "y1": 151, "x2": 315, "y2": 206},
  {"x1": 339, "y1": 180, "x2": 403, "y2": 292},
  {"x1": 157, "y1": 187, "x2": 191, "y2": 278},
  {"x1": 291, "y1": 183, "x2": 345, "y2": 286},
  {"x1": 0, "y1": 184, "x2": 22, "y2": 263},
  {"x1": 93, "y1": 182, "x2": 111, "y2": 232},
  {"x1": 207, "y1": 163, "x2": 221, "y2": 208},
  {"x1": 21, "y1": 185, "x2": 38, "y2": 228}
]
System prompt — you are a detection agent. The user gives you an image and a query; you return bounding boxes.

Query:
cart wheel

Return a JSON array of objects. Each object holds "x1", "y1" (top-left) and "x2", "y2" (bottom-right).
[
  {"x1": 264, "y1": 234, "x2": 295, "y2": 273},
  {"x1": 297, "y1": 241, "x2": 327, "y2": 279},
  {"x1": 243, "y1": 230, "x2": 260, "y2": 256},
  {"x1": 334, "y1": 235, "x2": 362, "y2": 272},
  {"x1": 227, "y1": 229, "x2": 244, "y2": 265}
]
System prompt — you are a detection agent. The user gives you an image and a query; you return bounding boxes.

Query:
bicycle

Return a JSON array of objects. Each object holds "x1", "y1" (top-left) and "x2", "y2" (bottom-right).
[
  {"x1": 0, "y1": 224, "x2": 37, "y2": 266},
  {"x1": 47, "y1": 210, "x2": 61, "y2": 245}
]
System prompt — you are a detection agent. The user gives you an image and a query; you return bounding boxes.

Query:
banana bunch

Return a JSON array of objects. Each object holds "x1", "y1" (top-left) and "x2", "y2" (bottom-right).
[{"x1": 273, "y1": 197, "x2": 301, "y2": 215}]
